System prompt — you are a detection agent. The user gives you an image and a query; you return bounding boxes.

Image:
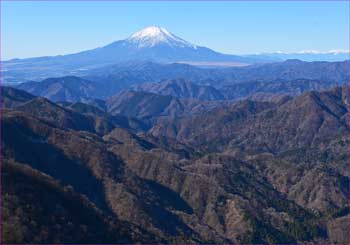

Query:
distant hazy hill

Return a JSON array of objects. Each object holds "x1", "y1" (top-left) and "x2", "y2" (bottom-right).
[
  {"x1": 246, "y1": 50, "x2": 349, "y2": 62},
  {"x1": 15, "y1": 60, "x2": 350, "y2": 102}
]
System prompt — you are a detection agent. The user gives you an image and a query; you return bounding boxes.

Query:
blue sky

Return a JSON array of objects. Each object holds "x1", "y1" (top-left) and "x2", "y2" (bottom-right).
[{"x1": 2, "y1": 1, "x2": 349, "y2": 60}]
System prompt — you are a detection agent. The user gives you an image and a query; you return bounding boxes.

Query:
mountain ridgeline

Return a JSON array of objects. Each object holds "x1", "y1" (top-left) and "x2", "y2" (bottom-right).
[
  {"x1": 13, "y1": 59, "x2": 350, "y2": 102},
  {"x1": 3, "y1": 26, "x2": 259, "y2": 83},
  {"x1": 2, "y1": 25, "x2": 350, "y2": 244},
  {"x1": 2, "y1": 79, "x2": 350, "y2": 244},
  {"x1": 4, "y1": 26, "x2": 349, "y2": 83}
]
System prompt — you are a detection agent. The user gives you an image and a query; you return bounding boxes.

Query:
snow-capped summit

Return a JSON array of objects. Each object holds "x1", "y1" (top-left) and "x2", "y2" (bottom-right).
[
  {"x1": 3, "y1": 26, "x2": 259, "y2": 82},
  {"x1": 297, "y1": 49, "x2": 350, "y2": 55},
  {"x1": 127, "y1": 26, "x2": 197, "y2": 49}
]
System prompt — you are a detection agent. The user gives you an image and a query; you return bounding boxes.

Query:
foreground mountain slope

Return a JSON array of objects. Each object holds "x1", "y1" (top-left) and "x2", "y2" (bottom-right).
[
  {"x1": 2, "y1": 160, "x2": 150, "y2": 244},
  {"x1": 2, "y1": 86, "x2": 349, "y2": 244},
  {"x1": 1, "y1": 110, "x2": 204, "y2": 243},
  {"x1": 1, "y1": 108, "x2": 327, "y2": 244}
]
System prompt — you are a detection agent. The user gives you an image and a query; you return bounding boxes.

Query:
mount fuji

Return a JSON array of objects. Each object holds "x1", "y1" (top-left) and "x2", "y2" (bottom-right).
[
  {"x1": 127, "y1": 26, "x2": 198, "y2": 49},
  {"x1": 91, "y1": 26, "x2": 254, "y2": 63},
  {"x1": 3, "y1": 26, "x2": 262, "y2": 83}
]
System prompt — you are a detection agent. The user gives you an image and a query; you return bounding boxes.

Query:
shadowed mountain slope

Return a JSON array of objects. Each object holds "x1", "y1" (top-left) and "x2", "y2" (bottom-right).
[
  {"x1": 2, "y1": 86, "x2": 349, "y2": 244},
  {"x1": 151, "y1": 86, "x2": 350, "y2": 154},
  {"x1": 1, "y1": 86, "x2": 36, "y2": 108},
  {"x1": 2, "y1": 160, "x2": 154, "y2": 244}
]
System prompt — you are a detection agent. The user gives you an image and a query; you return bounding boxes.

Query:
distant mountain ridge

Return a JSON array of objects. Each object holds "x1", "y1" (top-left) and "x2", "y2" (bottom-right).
[
  {"x1": 3, "y1": 20, "x2": 350, "y2": 245},
  {"x1": 17, "y1": 76, "x2": 96, "y2": 102},
  {"x1": 3, "y1": 26, "x2": 261, "y2": 83},
  {"x1": 247, "y1": 50, "x2": 350, "y2": 62},
  {"x1": 14, "y1": 60, "x2": 350, "y2": 103},
  {"x1": 131, "y1": 78, "x2": 225, "y2": 100},
  {"x1": 3, "y1": 26, "x2": 349, "y2": 83}
]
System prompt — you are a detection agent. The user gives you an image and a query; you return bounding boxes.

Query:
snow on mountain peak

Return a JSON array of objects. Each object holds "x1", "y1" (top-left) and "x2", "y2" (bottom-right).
[
  {"x1": 130, "y1": 26, "x2": 166, "y2": 39},
  {"x1": 127, "y1": 26, "x2": 197, "y2": 49}
]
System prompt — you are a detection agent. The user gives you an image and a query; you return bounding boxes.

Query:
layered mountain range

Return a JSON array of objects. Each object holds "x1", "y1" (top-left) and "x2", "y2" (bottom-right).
[
  {"x1": 2, "y1": 25, "x2": 350, "y2": 244},
  {"x1": 3, "y1": 26, "x2": 259, "y2": 83},
  {"x1": 2, "y1": 81, "x2": 350, "y2": 243},
  {"x1": 4, "y1": 26, "x2": 349, "y2": 84},
  {"x1": 247, "y1": 50, "x2": 350, "y2": 62},
  {"x1": 13, "y1": 59, "x2": 350, "y2": 102}
]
